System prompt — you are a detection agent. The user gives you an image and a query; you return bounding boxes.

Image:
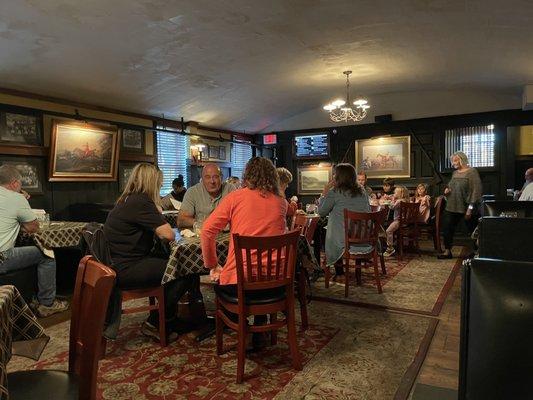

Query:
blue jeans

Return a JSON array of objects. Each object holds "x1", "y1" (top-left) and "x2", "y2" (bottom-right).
[{"x1": 0, "y1": 246, "x2": 56, "y2": 306}]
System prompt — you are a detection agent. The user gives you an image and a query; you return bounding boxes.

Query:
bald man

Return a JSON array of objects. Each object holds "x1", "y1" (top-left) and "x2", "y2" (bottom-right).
[
  {"x1": 517, "y1": 167, "x2": 533, "y2": 201},
  {"x1": 177, "y1": 163, "x2": 237, "y2": 228}
]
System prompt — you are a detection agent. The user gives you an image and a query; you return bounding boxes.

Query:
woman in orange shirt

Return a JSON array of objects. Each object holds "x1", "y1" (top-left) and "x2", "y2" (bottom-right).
[
  {"x1": 201, "y1": 157, "x2": 286, "y2": 349},
  {"x1": 201, "y1": 157, "x2": 287, "y2": 285}
]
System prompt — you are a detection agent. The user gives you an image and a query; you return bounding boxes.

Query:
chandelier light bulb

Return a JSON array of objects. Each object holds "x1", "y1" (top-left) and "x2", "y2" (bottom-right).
[{"x1": 323, "y1": 71, "x2": 371, "y2": 123}]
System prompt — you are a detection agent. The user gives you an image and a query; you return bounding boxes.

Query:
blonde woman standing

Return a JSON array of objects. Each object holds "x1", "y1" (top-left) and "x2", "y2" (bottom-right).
[
  {"x1": 104, "y1": 163, "x2": 197, "y2": 341},
  {"x1": 437, "y1": 152, "x2": 482, "y2": 259}
]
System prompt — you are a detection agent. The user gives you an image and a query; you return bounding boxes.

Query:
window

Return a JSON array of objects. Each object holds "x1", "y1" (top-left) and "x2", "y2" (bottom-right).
[
  {"x1": 156, "y1": 131, "x2": 189, "y2": 196},
  {"x1": 444, "y1": 124, "x2": 495, "y2": 169},
  {"x1": 231, "y1": 141, "x2": 253, "y2": 179}
]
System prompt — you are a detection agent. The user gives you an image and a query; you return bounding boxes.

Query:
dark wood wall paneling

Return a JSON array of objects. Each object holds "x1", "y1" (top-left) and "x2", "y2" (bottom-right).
[
  {"x1": 0, "y1": 103, "x2": 154, "y2": 219},
  {"x1": 270, "y1": 109, "x2": 533, "y2": 204}
]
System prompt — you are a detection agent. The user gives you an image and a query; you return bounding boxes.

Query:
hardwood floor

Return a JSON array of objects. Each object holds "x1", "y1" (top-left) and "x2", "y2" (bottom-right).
[{"x1": 416, "y1": 268, "x2": 461, "y2": 390}]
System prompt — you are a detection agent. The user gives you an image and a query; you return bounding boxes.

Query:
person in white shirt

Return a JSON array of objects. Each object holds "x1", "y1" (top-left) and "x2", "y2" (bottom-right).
[
  {"x1": 518, "y1": 168, "x2": 533, "y2": 201},
  {"x1": 0, "y1": 165, "x2": 68, "y2": 317}
]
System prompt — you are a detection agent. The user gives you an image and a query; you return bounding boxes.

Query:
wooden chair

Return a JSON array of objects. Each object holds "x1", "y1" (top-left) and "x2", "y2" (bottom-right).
[
  {"x1": 418, "y1": 195, "x2": 445, "y2": 253},
  {"x1": 214, "y1": 230, "x2": 302, "y2": 383},
  {"x1": 334, "y1": 209, "x2": 387, "y2": 296},
  {"x1": 369, "y1": 205, "x2": 388, "y2": 275},
  {"x1": 82, "y1": 229, "x2": 167, "y2": 348},
  {"x1": 8, "y1": 256, "x2": 115, "y2": 400},
  {"x1": 396, "y1": 202, "x2": 421, "y2": 261},
  {"x1": 291, "y1": 214, "x2": 320, "y2": 330}
]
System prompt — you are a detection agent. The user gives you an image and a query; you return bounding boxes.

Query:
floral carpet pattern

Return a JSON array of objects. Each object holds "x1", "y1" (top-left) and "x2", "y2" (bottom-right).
[
  {"x1": 310, "y1": 244, "x2": 463, "y2": 314},
  {"x1": 7, "y1": 300, "x2": 434, "y2": 399}
]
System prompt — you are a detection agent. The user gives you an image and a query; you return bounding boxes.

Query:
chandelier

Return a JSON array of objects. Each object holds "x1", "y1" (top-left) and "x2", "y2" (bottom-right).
[{"x1": 323, "y1": 70, "x2": 370, "y2": 123}]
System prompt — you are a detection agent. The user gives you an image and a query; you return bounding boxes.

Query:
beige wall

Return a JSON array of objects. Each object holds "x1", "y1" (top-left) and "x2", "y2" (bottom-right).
[{"x1": 516, "y1": 126, "x2": 533, "y2": 156}]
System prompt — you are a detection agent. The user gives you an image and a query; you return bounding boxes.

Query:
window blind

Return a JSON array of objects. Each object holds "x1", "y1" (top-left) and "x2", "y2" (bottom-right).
[
  {"x1": 444, "y1": 125, "x2": 495, "y2": 169},
  {"x1": 156, "y1": 131, "x2": 190, "y2": 196},
  {"x1": 231, "y1": 141, "x2": 253, "y2": 180}
]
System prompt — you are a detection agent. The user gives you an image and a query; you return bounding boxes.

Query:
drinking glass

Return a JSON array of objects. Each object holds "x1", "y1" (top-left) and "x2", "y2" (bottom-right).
[{"x1": 43, "y1": 213, "x2": 50, "y2": 227}]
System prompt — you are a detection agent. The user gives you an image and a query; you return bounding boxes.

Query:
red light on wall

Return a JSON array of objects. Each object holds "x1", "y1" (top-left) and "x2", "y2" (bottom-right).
[{"x1": 263, "y1": 134, "x2": 277, "y2": 145}]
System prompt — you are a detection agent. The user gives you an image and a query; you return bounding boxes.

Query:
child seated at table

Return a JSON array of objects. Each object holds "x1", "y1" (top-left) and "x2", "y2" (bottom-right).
[
  {"x1": 379, "y1": 177, "x2": 395, "y2": 203},
  {"x1": 383, "y1": 185, "x2": 410, "y2": 257},
  {"x1": 414, "y1": 183, "x2": 431, "y2": 223}
]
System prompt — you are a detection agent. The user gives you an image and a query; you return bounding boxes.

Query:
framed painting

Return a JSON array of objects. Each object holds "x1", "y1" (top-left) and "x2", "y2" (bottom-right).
[
  {"x1": 120, "y1": 128, "x2": 145, "y2": 154},
  {"x1": 219, "y1": 146, "x2": 226, "y2": 161},
  {"x1": 208, "y1": 145, "x2": 220, "y2": 160},
  {"x1": 118, "y1": 162, "x2": 137, "y2": 192},
  {"x1": 355, "y1": 135, "x2": 411, "y2": 178},
  {"x1": 297, "y1": 164, "x2": 333, "y2": 195},
  {"x1": 0, "y1": 156, "x2": 45, "y2": 194},
  {"x1": 49, "y1": 120, "x2": 119, "y2": 181},
  {"x1": 0, "y1": 112, "x2": 42, "y2": 145}
]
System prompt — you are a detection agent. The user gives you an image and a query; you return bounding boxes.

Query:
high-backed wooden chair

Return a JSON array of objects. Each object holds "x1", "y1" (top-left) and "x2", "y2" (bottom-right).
[
  {"x1": 396, "y1": 202, "x2": 421, "y2": 261},
  {"x1": 214, "y1": 230, "x2": 302, "y2": 383},
  {"x1": 290, "y1": 214, "x2": 320, "y2": 330},
  {"x1": 418, "y1": 195, "x2": 445, "y2": 253},
  {"x1": 334, "y1": 209, "x2": 388, "y2": 296},
  {"x1": 82, "y1": 229, "x2": 167, "y2": 348},
  {"x1": 8, "y1": 256, "x2": 115, "y2": 400}
]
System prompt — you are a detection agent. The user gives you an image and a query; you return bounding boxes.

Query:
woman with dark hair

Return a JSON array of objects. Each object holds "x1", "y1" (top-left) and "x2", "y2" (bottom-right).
[
  {"x1": 317, "y1": 163, "x2": 370, "y2": 273},
  {"x1": 161, "y1": 174, "x2": 187, "y2": 210},
  {"x1": 104, "y1": 163, "x2": 197, "y2": 342},
  {"x1": 201, "y1": 157, "x2": 286, "y2": 349}
]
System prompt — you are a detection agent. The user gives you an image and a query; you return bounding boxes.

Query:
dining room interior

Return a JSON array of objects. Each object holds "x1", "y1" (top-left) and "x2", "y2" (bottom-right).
[{"x1": 1, "y1": 1, "x2": 533, "y2": 399}]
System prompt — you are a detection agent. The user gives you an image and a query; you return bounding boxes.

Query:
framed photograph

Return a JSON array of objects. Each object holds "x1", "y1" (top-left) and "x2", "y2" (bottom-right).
[
  {"x1": 118, "y1": 163, "x2": 137, "y2": 192},
  {"x1": 355, "y1": 135, "x2": 411, "y2": 178},
  {"x1": 121, "y1": 128, "x2": 145, "y2": 154},
  {"x1": 297, "y1": 164, "x2": 333, "y2": 195},
  {"x1": 0, "y1": 156, "x2": 45, "y2": 194},
  {"x1": 49, "y1": 120, "x2": 119, "y2": 181},
  {"x1": 0, "y1": 112, "x2": 41, "y2": 145},
  {"x1": 219, "y1": 146, "x2": 226, "y2": 160},
  {"x1": 208, "y1": 145, "x2": 220, "y2": 160}
]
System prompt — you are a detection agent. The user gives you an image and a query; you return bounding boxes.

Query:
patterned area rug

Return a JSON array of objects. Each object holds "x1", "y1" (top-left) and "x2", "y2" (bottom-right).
[
  {"x1": 310, "y1": 244, "x2": 464, "y2": 315},
  {"x1": 8, "y1": 302, "x2": 435, "y2": 400}
]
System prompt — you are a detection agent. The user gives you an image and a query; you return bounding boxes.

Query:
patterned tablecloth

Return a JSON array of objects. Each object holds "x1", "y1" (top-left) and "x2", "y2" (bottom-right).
[
  {"x1": 162, "y1": 232, "x2": 230, "y2": 284},
  {"x1": 0, "y1": 285, "x2": 49, "y2": 400},
  {"x1": 18, "y1": 221, "x2": 87, "y2": 258},
  {"x1": 162, "y1": 212, "x2": 179, "y2": 228},
  {"x1": 161, "y1": 232, "x2": 319, "y2": 285}
]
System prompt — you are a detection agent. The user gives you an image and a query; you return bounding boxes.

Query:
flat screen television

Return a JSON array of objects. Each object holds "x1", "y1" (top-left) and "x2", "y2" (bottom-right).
[{"x1": 293, "y1": 132, "x2": 330, "y2": 159}]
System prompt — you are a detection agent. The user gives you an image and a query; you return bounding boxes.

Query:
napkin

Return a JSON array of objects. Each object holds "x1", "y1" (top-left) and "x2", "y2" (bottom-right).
[
  {"x1": 180, "y1": 229, "x2": 196, "y2": 238},
  {"x1": 169, "y1": 198, "x2": 181, "y2": 210}
]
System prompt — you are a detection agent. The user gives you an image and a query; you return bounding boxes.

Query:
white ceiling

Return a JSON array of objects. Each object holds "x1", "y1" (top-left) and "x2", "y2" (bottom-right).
[{"x1": 1, "y1": 0, "x2": 532, "y2": 133}]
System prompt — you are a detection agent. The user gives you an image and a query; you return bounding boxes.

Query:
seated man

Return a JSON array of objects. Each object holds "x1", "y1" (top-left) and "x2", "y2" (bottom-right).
[
  {"x1": 517, "y1": 168, "x2": 533, "y2": 201},
  {"x1": 0, "y1": 165, "x2": 68, "y2": 317},
  {"x1": 357, "y1": 170, "x2": 373, "y2": 197},
  {"x1": 178, "y1": 163, "x2": 236, "y2": 228}
]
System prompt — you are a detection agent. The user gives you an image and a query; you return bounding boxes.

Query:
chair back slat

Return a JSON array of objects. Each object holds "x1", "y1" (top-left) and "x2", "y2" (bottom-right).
[
  {"x1": 69, "y1": 255, "x2": 115, "y2": 400},
  {"x1": 399, "y1": 202, "x2": 420, "y2": 227},
  {"x1": 233, "y1": 230, "x2": 300, "y2": 291},
  {"x1": 343, "y1": 209, "x2": 387, "y2": 248}
]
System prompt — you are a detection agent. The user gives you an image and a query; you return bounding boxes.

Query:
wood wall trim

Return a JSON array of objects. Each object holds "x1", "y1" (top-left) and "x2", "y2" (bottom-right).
[
  {"x1": 0, "y1": 144, "x2": 47, "y2": 156},
  {"x1": 119, "y1": 153, "x2": 156, "y2": 163},
  {"x1": 0, "y1": 87, "x2": 170, "y2": 126}
]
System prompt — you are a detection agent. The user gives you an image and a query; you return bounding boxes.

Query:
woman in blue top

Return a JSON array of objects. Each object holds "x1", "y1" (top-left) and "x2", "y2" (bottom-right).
[{"x1": 317, "y1": 164, "x2": 370, "y2": 273}]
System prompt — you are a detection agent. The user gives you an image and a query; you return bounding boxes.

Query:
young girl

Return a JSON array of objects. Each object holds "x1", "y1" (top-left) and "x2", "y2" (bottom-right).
[
  {"x1": 414, "y1": 183, "x2": 431, "y2": 223},
  {"x1": 384, "y1": 185, "x2": 411, "y2": 257},
  {"x1": 380, "y1": 177, "x2": 395, "y2": 203}
]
